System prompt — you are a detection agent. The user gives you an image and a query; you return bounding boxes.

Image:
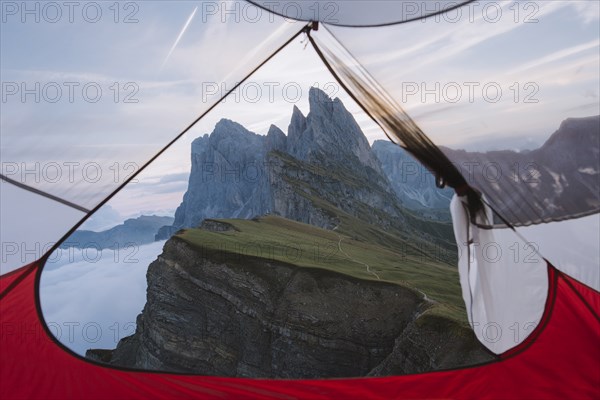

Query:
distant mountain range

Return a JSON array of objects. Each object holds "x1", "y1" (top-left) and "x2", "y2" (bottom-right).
[
  {"x1": 443, "y1": 115, "x2": 599, "y2": 225},
  {"x1": 68, "y1": 96, "x2": 598, "y2": 246},
  {"x1": 61, "y1": 215, "x2": 174, "y2": 249}
]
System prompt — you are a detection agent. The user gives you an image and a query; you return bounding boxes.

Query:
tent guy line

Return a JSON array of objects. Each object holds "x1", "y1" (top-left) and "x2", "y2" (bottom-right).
[{"x1": 0, "y1": 173, "x2": 90, "y2": 213}]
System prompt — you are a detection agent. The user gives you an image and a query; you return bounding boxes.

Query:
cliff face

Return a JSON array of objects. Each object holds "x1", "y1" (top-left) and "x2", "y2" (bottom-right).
[
  {"x1": 266, "y1": 149, "x2": 414, "y2": 231},
  {"x1": 172, "y1": 119, "x2": 272, "y2": 229},
  {"x1": 287, "y1": 88, "x2": 384, "y2": 175},
  {"x1": 96, "y1": 234, "x2": 493, "y2": 378},
  {"x1": 372, "y1": 140, "x2": 454, "y2": 212}
]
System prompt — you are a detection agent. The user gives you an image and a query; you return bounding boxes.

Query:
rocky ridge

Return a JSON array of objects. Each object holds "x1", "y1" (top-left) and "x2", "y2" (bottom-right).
[{"x1": 160, "y1": 87, "x2": 444, "y2": 239}]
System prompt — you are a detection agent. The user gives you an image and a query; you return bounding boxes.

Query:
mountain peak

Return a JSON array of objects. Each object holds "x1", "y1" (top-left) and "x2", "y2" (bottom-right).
[
  {"x1": 308, "y1": 87, "x2": 347, "y2": 117},
  {"x1": 213, "y1": 118, "x2": 247, "y2": 135},
  {"x1": 266, "y1": 124, "x2": 287, "y2": 152},
  {"x1": 546, "y1": 115, "x2": 599, "y2": 148},
  {"x1": 267, "y1": 124, "x2": 284, "y2": 135},
  {"x1": 209, "y1": 118, "x2": 262, "y2": 150},
  {"x1": 309, "y1": 86, "x2": 333, "y2": 106},
  {"x1": 291, "y1": 105, "x2": 306, "y2": 123},
  {"x1": 287, "y1": 105, "x2": 309, "y2": 158},
  {"x1": 299, "y1": 87, "x2": 382, "y2": 173}
]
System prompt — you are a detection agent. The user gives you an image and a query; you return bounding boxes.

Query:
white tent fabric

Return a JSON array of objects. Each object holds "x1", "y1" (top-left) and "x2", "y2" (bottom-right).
[
  {"x1": 0, "y1": 182, "x2": 85, "y2": 273},
  {"x1": 451, "y1": 194, "x2": 547, "y2": 354},
  {"x1": 516, "y1": 214, "x2": 600, "y2": 291}
]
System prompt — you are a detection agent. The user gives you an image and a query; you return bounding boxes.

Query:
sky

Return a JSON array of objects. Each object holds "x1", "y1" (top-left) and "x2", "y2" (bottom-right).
[
  {"x1": 1, "y1": 2, "x2": 598, "y2": 212},
  {"x1": 91, "y1": 1, "x2": 600, "y2": 224},
  {"x1": 0, "y1": 1, "x2": 597, "y2": 235},
  {"x1": 1, "y1": 0, "x2": 598, "y2": 355},
  {"x1": 323, "y1": 1, "x2": 600, "y2": 147}
]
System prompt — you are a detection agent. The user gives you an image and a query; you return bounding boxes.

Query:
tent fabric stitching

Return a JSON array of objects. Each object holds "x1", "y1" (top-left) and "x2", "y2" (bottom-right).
[{"x1": 562, "y1": 275, "x2": 600, "y2": 323}]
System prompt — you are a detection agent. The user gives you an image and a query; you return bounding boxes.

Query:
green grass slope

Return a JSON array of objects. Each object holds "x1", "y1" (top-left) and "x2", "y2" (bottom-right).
[{"x1": 177, "y1": 215, "x2": 467, "y2": 323}]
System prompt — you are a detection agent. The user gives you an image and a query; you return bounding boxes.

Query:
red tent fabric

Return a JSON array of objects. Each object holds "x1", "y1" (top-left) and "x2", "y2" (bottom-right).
[{"x1": 2, "y1": 261, "x2": 598, "y2": 399}]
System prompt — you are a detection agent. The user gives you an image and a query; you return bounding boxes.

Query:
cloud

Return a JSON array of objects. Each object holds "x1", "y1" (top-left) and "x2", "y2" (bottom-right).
[
  {"x1": 149, "y1": 181, "x2": 189, "y2": 195},
  {"x1": 161, "y1": 6, "x2": 198, "y2": 70},
  {"x1": 570, "y1": 1, "x2": 600, "y2": 24},
  {"x1": 80, "y1": 205, "x2": 123, "y2": 232},
  {"x1": 120, "y1": 172, "x2": 190, "y2": 198},
  {"x1": 40, "y1": 241, "x2": 166, "y2": 355},
  {"x1": 564, "y1": 101, "x2": 600, "y2": 113},
  {"x1": 159, "y1": 172, "x2": 190, "y2": 184},
  {"x1": 509, "y1": 39, "x2": 600, "y2": 75}
]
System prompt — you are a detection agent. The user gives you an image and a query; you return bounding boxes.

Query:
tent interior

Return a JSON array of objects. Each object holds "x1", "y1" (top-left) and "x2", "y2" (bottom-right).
[{"x1": 1, "y1": 1, "x2": 599, "y2": 398}]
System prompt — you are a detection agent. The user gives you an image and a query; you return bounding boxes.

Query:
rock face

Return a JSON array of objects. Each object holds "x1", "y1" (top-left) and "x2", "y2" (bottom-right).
[
  {"x1": 372, "y1": 140, "x2": 454, "y2": 211},
  {"x1": 159, "y1": 87, "x2": 413, "y2": 238},
  {"x1": 93, "y1": 237, "x2": 492, "y2": 377},
  {"x1": 287, "y1": 88, "x2": 383, "y2": 175},
  {"x1": 171, "y1": 119, "x2": 272, "y2": 230},
  {"x1": 61, "y1": 215, "x2": 174, "y2": 249}
]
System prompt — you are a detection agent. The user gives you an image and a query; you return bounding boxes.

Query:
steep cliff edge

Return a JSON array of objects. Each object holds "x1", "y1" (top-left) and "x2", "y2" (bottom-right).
[{"x1": 89, "y1": 217, "x2": 493, "y2": 377}]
